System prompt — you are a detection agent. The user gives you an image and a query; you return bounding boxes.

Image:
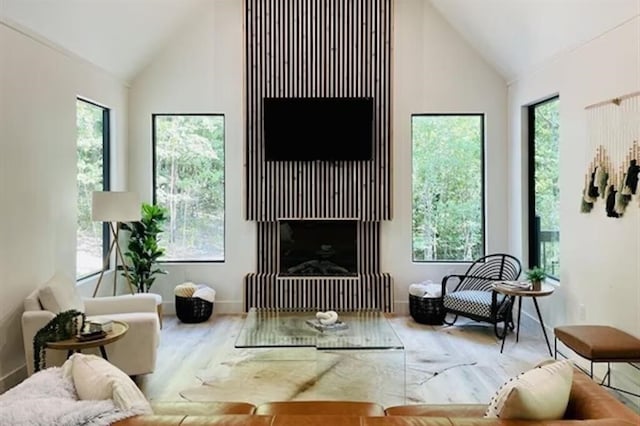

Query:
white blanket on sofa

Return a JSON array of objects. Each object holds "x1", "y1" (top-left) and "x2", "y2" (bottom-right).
[{"x1": 0, "y1": 367, "x2": 141, "y2": 426}]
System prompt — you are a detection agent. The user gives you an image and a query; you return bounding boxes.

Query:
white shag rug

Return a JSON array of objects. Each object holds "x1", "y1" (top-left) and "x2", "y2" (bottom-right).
[{"x1": 0, "y1": 367, "x2": 143, "y2": 426}]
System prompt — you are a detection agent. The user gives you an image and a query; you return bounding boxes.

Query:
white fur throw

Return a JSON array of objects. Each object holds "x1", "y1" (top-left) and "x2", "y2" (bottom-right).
[
  {"x1": 0, "y1": 367, "x2": 144, "y2": 425},
  {"x1": 192, "y1": 285, "x2": 216, "y2": 303}
]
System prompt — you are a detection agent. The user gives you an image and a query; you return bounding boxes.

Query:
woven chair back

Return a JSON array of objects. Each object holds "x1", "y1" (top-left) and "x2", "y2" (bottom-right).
[{"x1": 454, "y1": 253, "x2": 521, "y2": 292}]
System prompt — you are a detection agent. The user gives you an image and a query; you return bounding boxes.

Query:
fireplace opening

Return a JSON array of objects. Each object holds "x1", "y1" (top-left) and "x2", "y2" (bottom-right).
[{"x1": 279, "y1": 220, "x2": 358, "y2": 277}]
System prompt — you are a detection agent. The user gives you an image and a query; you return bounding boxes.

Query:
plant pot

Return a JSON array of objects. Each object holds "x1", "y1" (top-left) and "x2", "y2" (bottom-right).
[{"x1": 531, "y1": 280, "x2": 542, "y2": 291}]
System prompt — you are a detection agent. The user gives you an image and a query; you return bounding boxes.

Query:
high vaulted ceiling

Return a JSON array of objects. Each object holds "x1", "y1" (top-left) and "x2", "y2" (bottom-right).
[
  {"x1": 0, "y1": 0, "x2": 210, "y2": 82},
  {"x1": 1, "y1": 0, "x2": 638, "y2": 84},
  {"x1": 430, "y1": 0, "x2": 639, "y2": 82}
]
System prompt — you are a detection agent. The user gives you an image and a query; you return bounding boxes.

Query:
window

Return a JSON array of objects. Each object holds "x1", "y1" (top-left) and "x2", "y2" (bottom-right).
[
  {"x1": 76, "y1": 99, "x2": 110, "y2": 279},
  {"x1": 412, "y1": 114, "x2": 485, "y2": 262},
  {"x1": 153, "y1": 114, "x2": 225, "y2": 261},
  {"x1": 528, "y1": 97, "x2": 560, "y2": 279}
]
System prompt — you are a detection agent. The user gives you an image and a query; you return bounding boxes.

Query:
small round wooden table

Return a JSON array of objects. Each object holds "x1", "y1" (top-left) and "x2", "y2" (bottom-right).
[
  {"x1": 45, "y1": 320, "x2": 128, "y2": 361},
  {"x1": 493, "y1": 283, "x2": 555, "y2": 356}
]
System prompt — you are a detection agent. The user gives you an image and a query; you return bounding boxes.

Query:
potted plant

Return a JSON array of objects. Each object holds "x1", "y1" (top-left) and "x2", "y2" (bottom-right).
[
  {"x1": 121, "y1": 203, "x2": 169, "y2": 293},
  {"x1": 526, "y1": 266, "x2": 546, "y2": 291}
]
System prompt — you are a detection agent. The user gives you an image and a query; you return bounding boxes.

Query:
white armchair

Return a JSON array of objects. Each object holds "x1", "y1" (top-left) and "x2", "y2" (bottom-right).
[{"x1": 22, "y1": 276, "x2": 160, "y2": 377}]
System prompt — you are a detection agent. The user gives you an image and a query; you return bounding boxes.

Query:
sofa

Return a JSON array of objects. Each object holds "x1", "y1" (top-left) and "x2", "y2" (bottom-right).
[
  {"x1": 22, "y1": 274, "x2": 160, "y2": 376},
  {"x1": 113, "y1": 369, "x2": 639, "y2": 425}
]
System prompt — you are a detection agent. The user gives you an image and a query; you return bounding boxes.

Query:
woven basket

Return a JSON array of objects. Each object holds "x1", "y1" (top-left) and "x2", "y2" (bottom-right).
[
  {"x1": 409, "y1": 294, "x2": 444, "y2": 325},
  {"x1": 175, "y1": 295, "x2": 213, "y2": 323}
]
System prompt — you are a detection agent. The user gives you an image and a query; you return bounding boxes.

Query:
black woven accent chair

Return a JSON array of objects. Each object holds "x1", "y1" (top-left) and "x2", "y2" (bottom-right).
[{"x1": 441, "y1": 253, "x2": 522, "y2": 338}]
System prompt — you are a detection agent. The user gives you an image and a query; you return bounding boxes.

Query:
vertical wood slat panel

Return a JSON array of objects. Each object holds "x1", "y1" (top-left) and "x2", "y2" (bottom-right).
[
  {"x1": 245, "y1": 0, "x2": 391, "y2": 221},
  {"x1": 245, "y1": 0, "x2": 393, "y2": 312},
  {"x1": 245, "y1": 273, "x2": 393, "y2": 312}
]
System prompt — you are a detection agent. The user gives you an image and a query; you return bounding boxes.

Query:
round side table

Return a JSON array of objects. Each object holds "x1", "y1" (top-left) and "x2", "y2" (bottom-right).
[
  {"x1": 493, "y1": 283, "x2": 555, "y2": 355},
  {"x1": 46, "y1": 320, "x2": 129, "y2": 361}
]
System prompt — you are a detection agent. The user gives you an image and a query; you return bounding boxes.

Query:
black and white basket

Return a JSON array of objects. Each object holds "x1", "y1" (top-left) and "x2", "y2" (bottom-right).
[
  {"x1": 175, "y1": 295, "x2": 213, "y2": 323},
  {"x1": 409, "y1": 294, "x2": 444, "y2": 325}
]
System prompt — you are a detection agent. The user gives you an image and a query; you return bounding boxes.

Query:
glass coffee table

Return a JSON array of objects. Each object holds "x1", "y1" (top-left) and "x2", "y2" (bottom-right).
[{"x1": 235, "y1": 309, "x2": 406, "y2": 404}]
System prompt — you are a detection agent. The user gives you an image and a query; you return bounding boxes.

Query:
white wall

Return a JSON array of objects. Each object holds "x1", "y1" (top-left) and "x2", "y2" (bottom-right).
[
  {"x1": 387, "y1": 0, "x2": 509, "y2": 312},
  {"x1": 508, "y1": 15, "x2": 640, "y2": 388},
  {"x1": 127, "y1": 0, "x2": 252, "y2": 313},
  {"x1": 0, "y1": 22, "x2": 128, "y2": 389},
  {"x1": 128, "y1": 0, "x2": 508, "y2": 314},
  {"x1": 4, "y1": 0, "x2": 636, "y2": 395}
]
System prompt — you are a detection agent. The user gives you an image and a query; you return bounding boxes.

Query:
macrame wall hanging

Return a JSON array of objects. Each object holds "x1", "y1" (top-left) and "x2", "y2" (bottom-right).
[{"x1": 581, "y1": 91, "x2": 640, "y2": 218}]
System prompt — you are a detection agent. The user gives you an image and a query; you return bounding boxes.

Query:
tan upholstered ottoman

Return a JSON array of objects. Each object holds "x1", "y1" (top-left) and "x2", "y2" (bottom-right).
[{"x1": 554, "y1": 325, "x2": 640, "y2": 397}]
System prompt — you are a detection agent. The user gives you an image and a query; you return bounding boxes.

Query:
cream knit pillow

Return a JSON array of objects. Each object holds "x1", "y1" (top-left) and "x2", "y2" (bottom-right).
[
  {"x1": 39, "y1": 273, "x2": 85, "y2": 314},
  {"x1": 485, "y1": 359, "x2": 573, "y2": 420},
  {"x1": 66, "y1": 354, "x2": 152, "y2": 414}
]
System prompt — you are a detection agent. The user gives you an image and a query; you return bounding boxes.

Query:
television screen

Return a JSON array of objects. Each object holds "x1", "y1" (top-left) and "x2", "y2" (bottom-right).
[{"x1": 263, "y1": 97, "x2": 373, "y2": 161}]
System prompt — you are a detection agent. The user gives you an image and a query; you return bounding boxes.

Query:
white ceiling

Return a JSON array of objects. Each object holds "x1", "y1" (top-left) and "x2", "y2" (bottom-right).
[
  {"x1": 0, "y1": 0, "x2": 209, "y2": 82},
  {"x1": 430, "y1": 0, "x2": 639, "y2": 82},
  {"x1": 1, "y1": 0, "x2": 638, "y2": 83}
]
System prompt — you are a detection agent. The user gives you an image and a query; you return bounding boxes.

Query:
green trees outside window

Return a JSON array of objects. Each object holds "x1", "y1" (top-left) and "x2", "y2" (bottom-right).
[
  {"x1": 529, "y1": 97, "x2": 560, "y2": 279},
  {"x1": 412, "y1": 114, "x2": 485, "y2": 262},
  {"x1": 153, "y1": 114, "x2": 225, "y2": 261},
  {"x1": 76, "y1": 99, "x2": 109, "y2": 279}
]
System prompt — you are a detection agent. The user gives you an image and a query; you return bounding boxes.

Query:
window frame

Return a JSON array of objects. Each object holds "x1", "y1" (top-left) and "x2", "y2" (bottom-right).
[
  {"x1": 76, "y1": 97, "x2": 111, "y2": 280},
  {"x1": 527, "y1": 95, "x2": 560, "y2": 280},
  {"x1": 411, "y1": 112, "x2": 486, "y2": 263},
  {"x1": 152, "y1": 113, "x2": 226, "y2": 263}
]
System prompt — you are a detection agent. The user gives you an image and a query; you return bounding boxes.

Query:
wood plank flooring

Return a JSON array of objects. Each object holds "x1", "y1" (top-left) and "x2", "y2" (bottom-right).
[{"x1": 137, "y1": 313, "x2": 639, "y2": 410}]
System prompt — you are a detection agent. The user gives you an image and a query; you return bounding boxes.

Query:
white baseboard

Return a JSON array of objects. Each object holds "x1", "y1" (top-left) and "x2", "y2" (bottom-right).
[
  {"x1": 394, "y1": 300, "x2": 409, "y2": 315},
  {"x1": 0, "y1": 364, "x2": 27, "y2": 393}
]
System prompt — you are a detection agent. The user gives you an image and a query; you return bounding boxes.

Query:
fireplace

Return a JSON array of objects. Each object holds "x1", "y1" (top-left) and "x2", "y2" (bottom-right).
[{"x1": 279, "y1": 220, "x2": 358, "y2": 277}]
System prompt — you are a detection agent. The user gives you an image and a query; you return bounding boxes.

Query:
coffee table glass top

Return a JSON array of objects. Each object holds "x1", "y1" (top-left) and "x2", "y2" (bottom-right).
[{"x1": 235, "y1": 309, "x2": 404, "y2": 350}]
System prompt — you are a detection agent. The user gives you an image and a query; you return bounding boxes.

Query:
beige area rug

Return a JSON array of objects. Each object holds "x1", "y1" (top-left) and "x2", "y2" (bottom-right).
[
  {"x1": 181, "y1": 348, "x2": 406, "y2": 405},
  {"x1": 179, "y1": 317, "x2": 549, "y2": 407}
]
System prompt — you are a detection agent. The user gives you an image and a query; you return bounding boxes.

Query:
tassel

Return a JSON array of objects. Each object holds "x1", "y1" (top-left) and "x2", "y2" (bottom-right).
[
  {"x1": 594, "y1": 165, "x2": 607, "y2": 196},
  {"x1": 605, "y1": 185, "x2": 619, "y2": 218},
  {"x1": 580, "y1": 198, "x2": 594, "y2": 213},
  {"x1": 593, "y1": 165, "x2": 603, "y2": 186},
  {"x1": 583, "y1": 187, "x2": 596, "y2": 204},
  {"x1": 587, "y1": 169, "x2": 599, "y2": 198},
  {"x1": 620, "y1": 171, "x2": 632, "y2": 195},
  {"x1": 624, "y1": 160, "x2": 640, "y2": 194},
  {"x1": 614, "y1": 191, "x2": 628, "y2": 215},
  {"x1": 598, "y1": 171, "x2": 608, "y2": 199}
]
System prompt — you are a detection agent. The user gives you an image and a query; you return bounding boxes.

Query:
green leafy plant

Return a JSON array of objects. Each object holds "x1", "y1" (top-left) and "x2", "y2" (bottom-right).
[
  {"x1": 122, "y1": 203, "x2": 169, "y2": 293},
  {"x1": 526, "y1": 266, "x2": 546, "y2": 282},
  {"x1": 34, "y1": 310, "x2": 85, "y2": 372}
]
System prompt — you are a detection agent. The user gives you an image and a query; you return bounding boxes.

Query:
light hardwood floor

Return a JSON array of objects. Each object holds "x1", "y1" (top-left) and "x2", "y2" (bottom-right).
[{"x1": 137, "y1": 313, "x2": 639, "y2": 410}]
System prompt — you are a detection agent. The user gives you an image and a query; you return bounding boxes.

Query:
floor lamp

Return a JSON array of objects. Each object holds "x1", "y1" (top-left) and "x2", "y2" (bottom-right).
[{"x1": 92, "y1": 191, "x2": 141, "y2": 297}]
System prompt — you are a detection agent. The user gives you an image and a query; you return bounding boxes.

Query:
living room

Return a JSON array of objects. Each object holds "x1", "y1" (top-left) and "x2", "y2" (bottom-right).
[{"x1": 1, "y1": 0, "x2": 639, "y2": 422}]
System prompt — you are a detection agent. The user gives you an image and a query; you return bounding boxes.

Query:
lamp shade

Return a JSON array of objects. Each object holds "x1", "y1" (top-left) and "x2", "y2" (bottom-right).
[{"x1": 92, "y1": 191, "x2": 141, "y2": 222}]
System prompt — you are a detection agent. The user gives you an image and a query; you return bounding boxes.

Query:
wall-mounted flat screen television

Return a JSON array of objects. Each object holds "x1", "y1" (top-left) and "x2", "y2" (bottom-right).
[{"x1": 263, "y1": 97, "x2": 373, "y2": 161}]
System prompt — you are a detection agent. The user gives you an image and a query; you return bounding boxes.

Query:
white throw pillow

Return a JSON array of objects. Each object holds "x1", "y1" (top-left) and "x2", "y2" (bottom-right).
[
  {"x1": 39, "y1": 273, "x2": 85, "y2": 314},
  {"x1": 485, "y1": 359, "x2": 573, "y2": 420},
  {"x1": 68, "y1": 353, "x2": 152, "y2": 414}
]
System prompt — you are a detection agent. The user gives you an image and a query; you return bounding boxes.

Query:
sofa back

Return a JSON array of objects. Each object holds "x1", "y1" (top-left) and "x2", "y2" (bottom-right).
[
  {"x1": 565, "y1": 368, "x2": 638, "y2": 422},
  {"x1": 112, "y1": 369, "x2": 640, "y2": 426}
]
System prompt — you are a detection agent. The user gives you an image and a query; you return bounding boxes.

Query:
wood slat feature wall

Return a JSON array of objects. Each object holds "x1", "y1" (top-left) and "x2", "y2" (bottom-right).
[
  {"x1": 245, "y1": 273, "x2": 394, "y2": 312},
  {"x1": 245, "y1": 0, "x2": 392, "y2": 221},
  {"x1": 244, "y1": 0, "x2": 394, "y2": 312}
]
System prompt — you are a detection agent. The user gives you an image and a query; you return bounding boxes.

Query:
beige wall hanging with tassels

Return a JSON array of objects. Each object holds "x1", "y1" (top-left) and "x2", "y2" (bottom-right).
[{"x1": 581, "y1": 91, "x2": 640, "y2": 218}]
